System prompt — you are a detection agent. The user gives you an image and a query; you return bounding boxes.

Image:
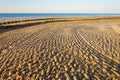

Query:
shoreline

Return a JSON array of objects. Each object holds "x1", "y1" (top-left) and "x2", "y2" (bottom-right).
[
  {"x1": 0, "y1": 13, "x2": 120, "y2": 18},
  {"x1": 0, "y1": 16, "x2": 120, "y2": 22}
]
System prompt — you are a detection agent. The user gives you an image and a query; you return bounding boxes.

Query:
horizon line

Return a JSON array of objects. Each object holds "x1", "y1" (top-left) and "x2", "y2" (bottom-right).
[{"x1": 0, "y1": 13, "x2": 120, "y2": 14}]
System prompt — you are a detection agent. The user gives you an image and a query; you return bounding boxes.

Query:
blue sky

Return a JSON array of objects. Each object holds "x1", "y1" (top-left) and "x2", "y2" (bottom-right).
[{"x1": 0, "y1": 0, "x2": 120, "y2": 13}]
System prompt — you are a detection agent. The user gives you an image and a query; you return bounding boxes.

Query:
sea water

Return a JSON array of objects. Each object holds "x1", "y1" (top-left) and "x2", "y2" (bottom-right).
[{"x1": 0, "y1": 13, "x2": 120, "y2": 18}]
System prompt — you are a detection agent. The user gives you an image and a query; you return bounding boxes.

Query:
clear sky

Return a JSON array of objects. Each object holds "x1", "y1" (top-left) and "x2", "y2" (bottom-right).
[{"x1": 0, "y1": 0, "x2": 120, "y2": 13}]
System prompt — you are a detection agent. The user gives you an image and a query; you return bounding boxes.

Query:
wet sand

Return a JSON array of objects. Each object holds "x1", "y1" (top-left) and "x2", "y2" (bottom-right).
[{"x1": 0, "y1": 17, "x2": 120, "y2": 79}]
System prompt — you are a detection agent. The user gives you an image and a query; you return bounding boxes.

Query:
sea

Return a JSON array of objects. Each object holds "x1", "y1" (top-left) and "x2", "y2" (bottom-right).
[{"x1": 0, "y1": 13, "x2": 120, "y2": 18}]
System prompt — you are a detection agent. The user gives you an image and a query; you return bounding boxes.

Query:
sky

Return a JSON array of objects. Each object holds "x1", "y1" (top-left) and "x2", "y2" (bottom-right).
[{"x1": 0, "y1": 0, "x2": 120, "y2": 13}]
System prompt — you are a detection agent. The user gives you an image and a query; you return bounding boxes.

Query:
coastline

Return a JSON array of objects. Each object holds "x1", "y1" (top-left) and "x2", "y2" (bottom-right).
[{"x1": 0, "y1": 13, "x2": 120, "y2": 18}]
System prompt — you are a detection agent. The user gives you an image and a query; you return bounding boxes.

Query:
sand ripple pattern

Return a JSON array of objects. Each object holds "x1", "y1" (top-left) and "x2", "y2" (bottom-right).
[{"x1": 0, "y1": 17, "x2": 120, "y2": 80}]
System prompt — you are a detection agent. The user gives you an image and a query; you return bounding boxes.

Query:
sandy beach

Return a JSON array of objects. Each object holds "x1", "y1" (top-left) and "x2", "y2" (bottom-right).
[{"x1": 0, "y1": 17, "x2": 120, "y2": 79}]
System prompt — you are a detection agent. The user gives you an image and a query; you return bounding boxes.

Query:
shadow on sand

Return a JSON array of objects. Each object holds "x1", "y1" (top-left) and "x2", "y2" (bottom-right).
[{"x1": 0, "y1": 19, "x2": 71, "y2": 33}]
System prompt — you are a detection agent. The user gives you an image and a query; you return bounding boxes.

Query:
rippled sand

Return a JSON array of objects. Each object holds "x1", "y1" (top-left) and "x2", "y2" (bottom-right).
[{"x1": 0, "y1": 17, "x2": 120, "y2": 80}]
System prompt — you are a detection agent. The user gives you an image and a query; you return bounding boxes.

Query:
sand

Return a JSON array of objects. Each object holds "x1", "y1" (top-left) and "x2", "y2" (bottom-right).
[{"x1": 0, "y1": 17, "x2": 120, "y2": 79}]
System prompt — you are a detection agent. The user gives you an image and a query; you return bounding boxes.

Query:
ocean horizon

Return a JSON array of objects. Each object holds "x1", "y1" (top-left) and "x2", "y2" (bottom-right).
[{"x1": 0, "y1": 13, "x2": 120, "y2": 18}]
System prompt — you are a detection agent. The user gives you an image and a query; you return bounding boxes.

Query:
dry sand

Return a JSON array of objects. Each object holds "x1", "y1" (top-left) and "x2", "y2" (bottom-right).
[{"x1": 0, "y1": 17, "x2": 120, "y2": 80}]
